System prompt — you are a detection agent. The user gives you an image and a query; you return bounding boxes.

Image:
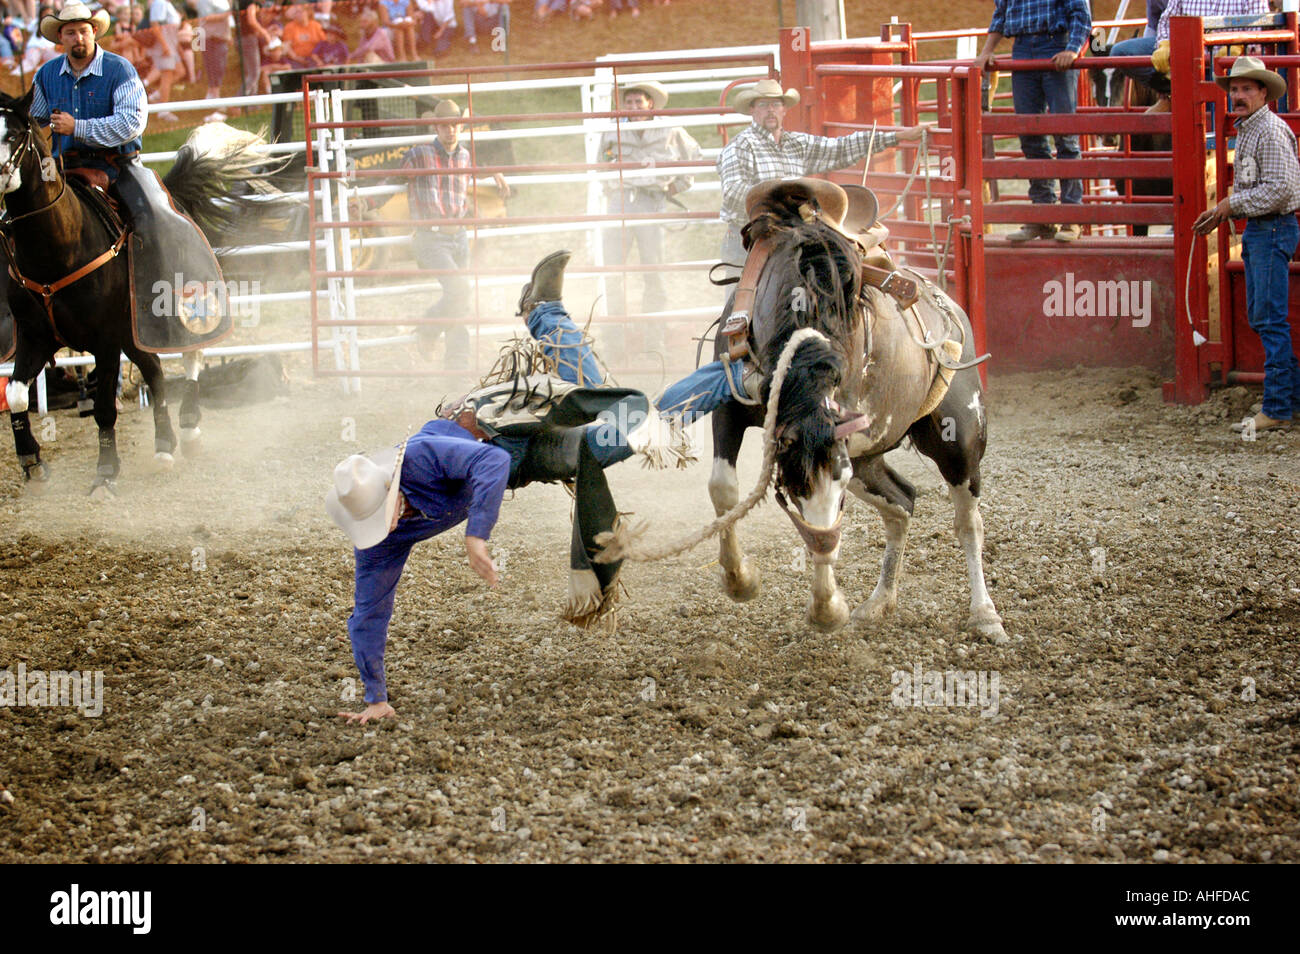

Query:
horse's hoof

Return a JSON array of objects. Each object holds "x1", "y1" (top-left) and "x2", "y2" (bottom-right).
[
  {"x1": 720, "y1": 560, "x2": 760, "y2": 602},
  {"x1": 180, "y1": 427, "x2": 202, "y2": 456},
  {"x1": 807, "y1": 591, "x2": 850, "y2": 632},
  {"x1": 89, "y1": 479, "x2": 117, "y2": 502},
  {"x1": 23, "y1": 463, "x2": 51, "y2": 495},
  {"x1": 970, "y1": 610, "x2": 1009, "y2": 645},
  {"x1": 851, "y1": 594, "x2": 897, "y2": 626},
  {"x1": 153, "y1": 452, "x2": 175, "y2": 472}
]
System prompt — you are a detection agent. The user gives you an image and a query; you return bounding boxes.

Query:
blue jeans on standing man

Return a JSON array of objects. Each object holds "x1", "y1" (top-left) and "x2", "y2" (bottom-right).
[
  {"x1": 1011, "y1": 32, "x2": 1082, "y2": 207},
  {"x1": 1241, "y1": 213, "x2": 1300, "y2": 420}
]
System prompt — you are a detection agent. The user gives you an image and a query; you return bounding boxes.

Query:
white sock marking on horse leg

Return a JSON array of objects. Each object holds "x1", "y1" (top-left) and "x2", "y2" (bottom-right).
[
  {"x1": 848, "y1": 479, "x2": 909, "y2": 620},
  {"x1": 5, "y1": 380, "x2": 29, "y2": 414},
  {"x1": 950, "y1": 479, "x2": 1006, "y2": 642},
  {"x1": 709, "y1": 458, "x2": 757, "y2": 599},
  {"x1": 183, "y1": 350, "x2": 202, "y2": 382}
]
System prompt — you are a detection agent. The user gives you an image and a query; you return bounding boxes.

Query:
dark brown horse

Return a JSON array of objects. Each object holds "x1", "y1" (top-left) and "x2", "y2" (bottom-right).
[
  {"x1": 1, "y1": 86, "x2": 289, "y2": 496},
  {"x1": 708, "y1": 181, "x2": 1006, "y2": 640}
]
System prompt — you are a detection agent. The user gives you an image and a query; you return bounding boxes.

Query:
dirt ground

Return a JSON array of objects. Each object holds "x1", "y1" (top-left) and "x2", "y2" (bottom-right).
[{"x1": 0, "y1": 352, "x2": 1297, "y2": 863}]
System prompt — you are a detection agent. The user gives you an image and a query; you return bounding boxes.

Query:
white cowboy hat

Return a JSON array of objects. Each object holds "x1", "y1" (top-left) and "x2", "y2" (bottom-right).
[
  {"x1": 324, "y1": 440, "x2": 407, "y2": 550},
  {"x1": 40, "y1": 1, "x2": 111, "y2": 44},
  {"x1": 733, "y1": 78, "x2": 800, "y2": 114},
  {"x1": 1215, "y1": 55, "x2": 1287, "y2": 102},
  {"x1": 620, "y1": 80, "x2": 668, "y2": 109}
]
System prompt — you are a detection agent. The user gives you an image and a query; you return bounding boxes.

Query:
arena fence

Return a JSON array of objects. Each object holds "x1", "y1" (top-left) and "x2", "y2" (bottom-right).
[{"x1": 300, "y1": 52, "x2": 778, "y2": 387}]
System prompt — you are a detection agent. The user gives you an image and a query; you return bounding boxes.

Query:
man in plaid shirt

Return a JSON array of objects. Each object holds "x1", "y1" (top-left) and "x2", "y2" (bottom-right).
[
  {"x1": 976, "y1": 0, "x2": 1092, "y2": 243},
  {"x1": 1112, "y1": 1, "x2": 1269, "y2": 104},
  {"x1": 716, "y1": 77, "x2": 927, "y2": 272},
  {"x1": 401, "y1": 98, "x2": 510, "y2": 369},
  {"x1": 1195, "y1": 57, "x2": 1300, "y2": 433}
]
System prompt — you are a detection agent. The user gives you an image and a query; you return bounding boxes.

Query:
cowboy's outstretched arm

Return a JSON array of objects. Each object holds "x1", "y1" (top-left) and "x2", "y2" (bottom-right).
[{"x1": 72, "y1": 76, "x2": 147, "y2": 147}]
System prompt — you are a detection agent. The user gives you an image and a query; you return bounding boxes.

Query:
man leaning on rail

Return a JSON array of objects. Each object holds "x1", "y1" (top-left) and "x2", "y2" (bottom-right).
[
  {"x1": 975, "y1": 0, "x2": 1093, "y2": 243},
  {"x1": 715, "y1": 77, "x2": 928, "y2": 276}
]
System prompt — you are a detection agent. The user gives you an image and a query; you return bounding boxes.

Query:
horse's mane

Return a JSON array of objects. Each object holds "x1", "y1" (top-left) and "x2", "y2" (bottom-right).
[
  {"x1": 751, "y1": 215, "x2": 861, "y2": 374},
  {"x1": 745, "y1": 214, "x2": 861, "y2": 498}
]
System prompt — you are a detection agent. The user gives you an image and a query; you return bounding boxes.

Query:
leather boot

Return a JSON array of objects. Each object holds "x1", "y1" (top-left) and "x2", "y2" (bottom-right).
[{"x1": 517, "y1": 249, "x2": 571, "y2": 316}]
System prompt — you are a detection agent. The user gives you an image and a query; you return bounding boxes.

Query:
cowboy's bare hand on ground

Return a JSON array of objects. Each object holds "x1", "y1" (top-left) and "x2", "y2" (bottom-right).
[
  {"x1": 1194, "y1": 198, "x2": 1233, "y2": 234},
  {"x1": 49, "y1": 110, "x2": 76, "y2": 136},
  {"x1": 1052, "y1": 50, "x2": 1077, "y2": 71},
  {"x1": 337, "y1": 701, "x2": 396, "y2": 724},
  {"x1": 466, "y1": 535, "x2": 498, "y2": 586}
]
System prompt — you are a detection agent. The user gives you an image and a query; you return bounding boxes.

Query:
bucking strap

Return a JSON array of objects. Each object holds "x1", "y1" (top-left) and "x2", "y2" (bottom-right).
[{"x1": 861, "y1": 263, "x2": 919, "y2": 309}]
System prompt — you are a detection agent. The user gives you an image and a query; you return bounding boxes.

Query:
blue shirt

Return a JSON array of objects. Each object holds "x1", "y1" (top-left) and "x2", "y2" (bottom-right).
[
  {"x1": 30, "y1": 46, "x2": 146, "y2": 160},
  {"x1": 347, "y1": 420, "x2": 509, "y2": 703},
  {"x1": 988, "y1": 0, "x2": 1092, "y2": 54}
]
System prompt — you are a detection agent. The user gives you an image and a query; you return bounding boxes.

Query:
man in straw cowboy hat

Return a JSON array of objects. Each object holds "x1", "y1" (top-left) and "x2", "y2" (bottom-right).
[
  {"x1": 598, "y1": 79, "x2": 702, "y2": 359},
  {"x1": 1195, "y1": 56, "x2": 1300, "y2": 433},
  {"x1": 28, "y1": 1, "x2": 225, "y2": 329},
  {"x1": 398, "y1": 97, "x2": 510, "y2": 368},
  {"x1": 329, "y1": 250, "x2": 660, "y2": 725},
  {"x1": 716, "y1": 77, "x2": 928, "y2": 273}
]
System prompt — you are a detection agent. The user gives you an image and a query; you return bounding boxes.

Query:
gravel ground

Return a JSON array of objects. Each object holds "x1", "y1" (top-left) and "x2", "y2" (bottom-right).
[{"x1": 0, "y1": 361, "x2": 1296, "y2": 863}]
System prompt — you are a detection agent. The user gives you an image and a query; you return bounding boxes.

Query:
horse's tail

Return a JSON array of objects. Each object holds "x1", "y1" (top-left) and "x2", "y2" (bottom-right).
[{"x1": 163, "y1": 123, "x2": 301, "y2": 245}]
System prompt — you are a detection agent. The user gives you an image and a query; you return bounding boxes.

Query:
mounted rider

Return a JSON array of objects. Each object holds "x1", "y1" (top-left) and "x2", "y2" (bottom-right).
[{"x1": 27, "y1": 2, "x2": 225, "y2": 338}]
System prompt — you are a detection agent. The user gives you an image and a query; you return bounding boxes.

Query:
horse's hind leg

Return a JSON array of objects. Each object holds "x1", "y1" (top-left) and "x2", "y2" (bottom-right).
[
  {"x1": 178, "y1": 350, "x2": 202, "y2": 455},
  {"x1": 127, "y1": 347, "x2": 178, "y2": 470},
  {"x1": 909, "y1": 383, "x2": 1007, "y2": 644},
  {"x1": 90, "y1": 350, "x2": 124, "y2": 498},
  {"x1": 709, "y1": 402, "x2": 759, "y2": 601},
  {"x1": 5, "y1": 342, "x2": 55, "y2": 491},
  {"x1": 847, "y1": 455, "x2": 915, "y2": 625}
]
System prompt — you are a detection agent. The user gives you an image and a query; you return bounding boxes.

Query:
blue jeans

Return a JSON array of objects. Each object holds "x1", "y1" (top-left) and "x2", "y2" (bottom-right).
[
  {"x1": 1011, "y1": 32, "x2": 1082, "y2": 206},
  {"x1": 412, "y1": 227, "x2": 470, "y2": 360},
  {"x1": 1111, "y1": 35, "x2": 1170, "y2": 96},
  {"x1": 526, "y1": 300, "x2": 604, "y2": 387},
  {"x1": 1242, "y1": 214, "x2": 1300, "y2": 420},
  {"x1": 657, "y1": 359, "x2": 747, "y2": 424}
]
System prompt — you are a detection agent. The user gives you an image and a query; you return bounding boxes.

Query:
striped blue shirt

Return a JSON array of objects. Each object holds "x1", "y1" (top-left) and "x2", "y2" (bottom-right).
[
  {"x1": 988, "y1": 0, "x2": 1092, "y2": 54},
  {"x1": 30, "y1": 46, "x2": 146, "y2": 159}
]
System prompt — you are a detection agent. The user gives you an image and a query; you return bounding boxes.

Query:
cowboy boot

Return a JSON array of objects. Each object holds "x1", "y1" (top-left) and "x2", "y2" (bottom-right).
[{"x1": 517, "y1": 249, "x2": 572, "y2": 316}]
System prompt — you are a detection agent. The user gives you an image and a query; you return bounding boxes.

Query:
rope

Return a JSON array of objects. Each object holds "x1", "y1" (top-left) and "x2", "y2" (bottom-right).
[
  {"x1": 593, "y1": 327, "x2": 828, "y2": 565},
  {"x1": 1182, "y1": 221, "x2": 1228, "y2": 349}
]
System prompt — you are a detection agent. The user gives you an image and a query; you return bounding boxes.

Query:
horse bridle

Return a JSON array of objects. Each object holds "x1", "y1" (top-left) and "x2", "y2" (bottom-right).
[{"x1": 0, "y1": 117, "x2": 68, "y2": 226}]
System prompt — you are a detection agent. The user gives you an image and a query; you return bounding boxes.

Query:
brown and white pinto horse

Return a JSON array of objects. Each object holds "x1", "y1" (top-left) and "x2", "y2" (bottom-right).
[{"x1": 708, "y1": 180, "x2": 1006, "y2": 641}]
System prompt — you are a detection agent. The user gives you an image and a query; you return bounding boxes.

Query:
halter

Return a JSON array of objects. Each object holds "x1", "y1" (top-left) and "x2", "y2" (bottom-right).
[{"x1": 0, "y1": 119, "x2": 68, "y2": 226}]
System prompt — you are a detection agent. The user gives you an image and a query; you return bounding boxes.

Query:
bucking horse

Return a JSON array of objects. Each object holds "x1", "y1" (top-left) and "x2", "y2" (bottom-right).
[
  {"x1": 601, "y1": 178, "x2": 1006, "y2": 642},
  {"x1": 0, "y1": 85, "x2": 294, "y2": 497}
]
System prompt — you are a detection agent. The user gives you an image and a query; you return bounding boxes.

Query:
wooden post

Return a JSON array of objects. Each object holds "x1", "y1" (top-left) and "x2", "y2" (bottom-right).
[{"x1": 794, "y1": 0, "x2": 845, "y2": 42}]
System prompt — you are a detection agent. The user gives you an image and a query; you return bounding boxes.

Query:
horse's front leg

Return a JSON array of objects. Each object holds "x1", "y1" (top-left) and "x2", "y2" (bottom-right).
[
  {"x1": 5, "y1": 344, "x2": 53, "y2": 491},
  {"x1": 709, "y1": 456, "x2": 760, "y2": 601},
  {"x1": 90, "y1": 350, "x2": 122, "y2": 499}
]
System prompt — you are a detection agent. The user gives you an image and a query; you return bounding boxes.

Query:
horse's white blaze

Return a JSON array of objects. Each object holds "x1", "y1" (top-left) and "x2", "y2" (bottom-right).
[
  {"x1": 4, "y1": 379, "x2": 29, "y2": 413},
  {"x1": 795, "y1": 462, "x2": 848, "y2": 531},
  {"x1": 950, "y1": 479, "x2": 1006, "y2": 641}
]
